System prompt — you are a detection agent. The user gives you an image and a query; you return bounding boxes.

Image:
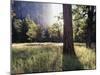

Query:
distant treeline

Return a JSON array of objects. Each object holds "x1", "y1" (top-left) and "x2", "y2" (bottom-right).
[
  {"x1": 12, "y1": 5, "x2": 96, "y2": 44},
  {"x1": 12, "y1": 14, "x2": 63, "y2": 43}
]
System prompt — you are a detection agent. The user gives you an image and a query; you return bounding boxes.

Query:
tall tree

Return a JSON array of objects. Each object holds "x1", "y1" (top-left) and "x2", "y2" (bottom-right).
[
  {"x1": 12, "y1": 10, "x2": 17, "y2": 43},
  {"x1": 48, "y1": 23, "x2": 63, "y2": 42},
  {"x1": 25, "y1": 17, "x2": 38, "y2": 42},
  {"x1": 72, "y1": 5, "x2": 87, "y2": 43},
  {"x1": 72, "y1": 5, "x2": 96, "y2": 47},
  {"x1": 86, "y1": 6, "x2": 96, "y2": 48},
  {"x1": 63, "y1": 4, "x2": 75, "y2": 55},
  {"x1": 12, "y1": 18, "x2": 23, "y2": 42}
]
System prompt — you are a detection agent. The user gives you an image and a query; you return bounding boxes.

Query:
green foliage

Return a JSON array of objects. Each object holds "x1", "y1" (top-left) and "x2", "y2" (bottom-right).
[
  {"x1": 13, "y1": 18, "x2": 23, "y2": 33},
  {"x1": 12, "y1": 15, "x2": 40, "y2": 42},
  {"x1": 12, "y1": 14, "x2": 63, "y2": 42},
  {"x1": 72, "y1": 5, "x2": 96, "y2": 43},
  {"x1": 48, "y1": 22, "x2": 63, "y2": 42},
  {"x1": 24, "y1": 17, "x2": 38, "y2": 42},
  {"x1": 12, "y1": 5, "x2": 96, "y2": 43},
  {"x1": 49, "y1": 23, "x2": 59, "y2": 37},
  {"x1": 72, "y1": 5, "x2": 87, "y2": 42},
  {"x1": 12, "y1": 18, "x2": 24, "y2": 42}
]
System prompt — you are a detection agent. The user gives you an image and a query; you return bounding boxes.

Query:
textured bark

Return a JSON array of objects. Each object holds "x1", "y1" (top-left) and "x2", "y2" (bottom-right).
[{"x1": 63, "y1": 4, "x2": 75, "y2": 55}]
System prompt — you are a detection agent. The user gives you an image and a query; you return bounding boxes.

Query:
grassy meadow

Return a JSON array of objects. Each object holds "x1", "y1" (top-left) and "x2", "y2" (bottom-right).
[{"x1": 11, "y1": 43, "x2": 96, "y2": 74}]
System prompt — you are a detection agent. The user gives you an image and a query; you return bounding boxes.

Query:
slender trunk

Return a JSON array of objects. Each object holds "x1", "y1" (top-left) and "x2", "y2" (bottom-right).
[{"x1": 86, "y1": 6, "x2": 94, "y2": 48}]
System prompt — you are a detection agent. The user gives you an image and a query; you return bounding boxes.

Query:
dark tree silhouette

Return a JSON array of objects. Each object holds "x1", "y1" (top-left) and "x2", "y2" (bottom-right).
[
  {"x1": 11, "y1": 10, "x2": 19, "y2": 43},
  {"x1": 63, "y1": 4, "x2": 75, "y2": 55},
  {"x1": 86, "y1": 6, "x2": 96, "y2": 48}
]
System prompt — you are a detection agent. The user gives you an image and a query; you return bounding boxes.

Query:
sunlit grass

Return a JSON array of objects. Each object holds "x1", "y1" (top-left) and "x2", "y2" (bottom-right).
[
  {"x1": 63, "y1": 45, "x2": 96, "y2": 71},
  {"x1": 75, "y1": 46, "x2": 96, "y2": 69},
  {"x1": 11, "y1": 43, "x2": 63, "y2": 74},
  {"x1": 11, "y1": 43, "x2": 96, "y2": 74}
]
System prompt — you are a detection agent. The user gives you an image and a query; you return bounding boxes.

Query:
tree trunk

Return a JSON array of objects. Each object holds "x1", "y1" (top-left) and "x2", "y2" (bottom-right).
[
  {"x1": 86, "y1": 6, "x2": 94, "y2": 48},
  {"x1": 63, "y1": 4, "x2": 75, "y2": 55}
]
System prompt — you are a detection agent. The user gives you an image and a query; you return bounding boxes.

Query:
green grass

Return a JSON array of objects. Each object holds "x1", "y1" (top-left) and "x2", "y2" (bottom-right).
[
  {"x1": 63, "y1": 45, "x2": 96, "y2": 71},
  {"x1": 11, "y1": 43, "x2": 96, "y2": 74},
  {"x1": 11, "y1": 43, "x2": 63, "y2": 74}
]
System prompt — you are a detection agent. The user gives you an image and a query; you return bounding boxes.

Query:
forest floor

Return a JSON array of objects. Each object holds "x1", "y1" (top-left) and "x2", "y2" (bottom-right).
[{"x1": 11, "y1": 43, "x2": 96, "y2": 74}]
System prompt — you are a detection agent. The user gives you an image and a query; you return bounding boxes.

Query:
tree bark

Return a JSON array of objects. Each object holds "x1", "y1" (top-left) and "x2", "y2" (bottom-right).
[
  {"x1": 86, "y1": 6, "x2": 94, "y2": 48},
  {"x1": 63, "y1": 4, "x2": 75, "y2": 55}
]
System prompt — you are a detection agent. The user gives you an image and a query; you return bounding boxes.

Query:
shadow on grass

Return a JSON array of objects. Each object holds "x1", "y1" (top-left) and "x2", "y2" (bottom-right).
[
  {"x1": 12, "y1": 49, "x2": 33, "y2": 60},
  {"x1": 63, "y1": 54, "x2": 84, "y2": 71}
]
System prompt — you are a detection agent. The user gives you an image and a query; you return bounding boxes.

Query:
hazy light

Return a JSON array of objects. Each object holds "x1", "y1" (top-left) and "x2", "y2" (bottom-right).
[{"x1": 48, "y1": 4, "x2": 63, "y2": 25}]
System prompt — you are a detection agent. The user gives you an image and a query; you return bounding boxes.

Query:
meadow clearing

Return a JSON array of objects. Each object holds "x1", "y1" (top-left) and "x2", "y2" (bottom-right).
[{"x1": 11, "y1": 43, "x2": 96, "y2": 74}]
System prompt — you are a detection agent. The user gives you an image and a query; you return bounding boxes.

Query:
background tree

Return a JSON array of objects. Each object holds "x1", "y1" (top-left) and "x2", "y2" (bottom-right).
[
  {"x1": 12, "y1": 18, "x2": 23, "y2": 42},
  {"x1": 36, "y1": 25, "x2": 43, "y2": 42},
  {"x1": 72, "y1": 5, "x2": 87, "y2": 43},
  {"x1": 48, "y1": 22, "x2": 63, "y2": 42},
  {"x1": 72, "y1": 5, "x2": 96, "y2": 48},
  {"x1": 12, "y1": 10, "x2": 18, "y2": 43},
  {"x1": 25, "y1": 17, "x2": 38, "y2": 42},
  {"x1": 86, "y1": 6, "x2": 96, "y2": 48},
  {"x1": 42, "y1": 29, "x2": 50, "y2": 42},
  {"x1": 21, "y1": 18, "x2": 29, "y2": 42}
]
